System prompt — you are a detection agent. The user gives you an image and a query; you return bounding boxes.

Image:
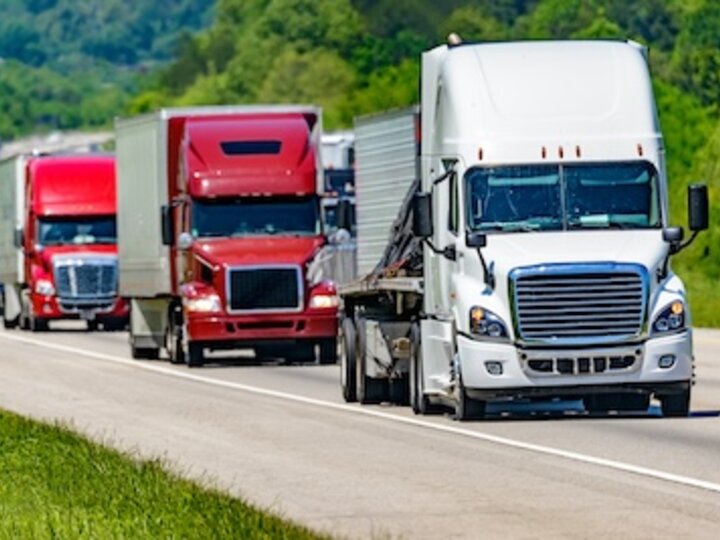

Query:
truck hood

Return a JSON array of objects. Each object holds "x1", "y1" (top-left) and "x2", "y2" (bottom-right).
[
  {"x1": 483, "y1": 230, "x2": 667, "y2": 274},
  {"x1": 193, "y1": 236, "x2": 325, "y2": 268}
]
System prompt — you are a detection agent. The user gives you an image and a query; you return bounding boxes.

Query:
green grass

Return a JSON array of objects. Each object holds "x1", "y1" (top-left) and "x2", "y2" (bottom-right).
[{"x1": 0, "y1": 410, "x2": 327, "y2": 539}]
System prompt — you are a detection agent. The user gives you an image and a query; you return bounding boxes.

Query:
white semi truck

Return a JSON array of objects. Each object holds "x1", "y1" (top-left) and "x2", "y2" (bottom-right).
[{"x1": 338, "y1": 40, "x2": 708, "y2": 419}]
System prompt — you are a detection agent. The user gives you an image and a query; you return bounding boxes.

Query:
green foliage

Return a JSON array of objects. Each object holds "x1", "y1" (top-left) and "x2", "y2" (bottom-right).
[
  {"x1": 0, "y1": 410, "x2": 324, "y2": 538},
  {"x1": 3, "y1": 0, "x2": 720, "y2": 322},
  {"x1": 0, "y1": 0, "x2": 214, "y2": 140}
]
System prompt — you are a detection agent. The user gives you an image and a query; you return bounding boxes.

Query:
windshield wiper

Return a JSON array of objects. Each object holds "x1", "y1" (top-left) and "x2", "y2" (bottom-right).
[{"x1": 477, "y1": 221, "x2": 546, "y2": 232}]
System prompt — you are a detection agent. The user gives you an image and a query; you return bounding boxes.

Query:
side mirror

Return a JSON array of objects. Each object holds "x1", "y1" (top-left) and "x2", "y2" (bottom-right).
[
  {"x1": 662, "y1": 227, "x2": 684, "y2": 254},
  {"x1": 13, "y1": 227, "x2": 23, "y2": 248},
  {"x1": 336, "y1": 198, "x2": 353, "y2": 232},
  {"x1": 688, "y1": 184, "x2": 709, "y2": 232},
  {"x1": 412, "y1": 193, "x2": 433, "y2": 238},
  {"x1": 161, "y1": 205, "x2": 174, "y2": 246},
  {"x1": 466, "y1": 231, "x2": 487, "y2": 248},
  {"x1": 177, "y1": 232, "x2": 194, "y2": 251}
]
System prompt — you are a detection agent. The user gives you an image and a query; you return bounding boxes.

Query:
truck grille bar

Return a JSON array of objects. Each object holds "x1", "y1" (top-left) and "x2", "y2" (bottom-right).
[
  {"x1": 54, "y1": 255, "x2": 118, "y2": 311},
  {"x1": 227, "y1": 266, "x2": 303, "y2": 313},
  {"x1": 511, "y1": 264, "x2": 647, "y2": 345}
]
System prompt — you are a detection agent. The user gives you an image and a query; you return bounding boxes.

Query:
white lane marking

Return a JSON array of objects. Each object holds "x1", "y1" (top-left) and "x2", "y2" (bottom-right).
[{"x1": 3, "y1": 331, "x2": 720, "y2": 496}]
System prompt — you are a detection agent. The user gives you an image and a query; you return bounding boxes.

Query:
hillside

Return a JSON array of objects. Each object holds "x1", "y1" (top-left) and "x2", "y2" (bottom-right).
[
  {"x1": 0, "y1": 0, "x2": 718, "y2": 324},
  {"x1": 0, "y1": 0, "x2": 214, "y2": 140}
]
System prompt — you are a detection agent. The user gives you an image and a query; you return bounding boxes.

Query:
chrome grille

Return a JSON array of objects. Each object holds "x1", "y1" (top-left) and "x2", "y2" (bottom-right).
[
  {"x1": 54, "y1": 256, "x2": 118, "y2": 300},
  {"x1": 512, "y1": 265, "x2": 646, "y2": 344},
  {"x1": 227, "y1": 266, "x2": 302, "y2": 313}
]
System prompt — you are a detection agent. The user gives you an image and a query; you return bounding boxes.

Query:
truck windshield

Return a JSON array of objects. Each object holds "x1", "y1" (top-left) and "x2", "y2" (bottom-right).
[
  {"x1": 192, "y1": 197, "x2": 321, "y2": 238},
  {"x1": 38, "y1": 217, "x2": 117, "y2": 245},
  {"x1": 465, "y1": 162, "x2": 661, "y2": 232}
]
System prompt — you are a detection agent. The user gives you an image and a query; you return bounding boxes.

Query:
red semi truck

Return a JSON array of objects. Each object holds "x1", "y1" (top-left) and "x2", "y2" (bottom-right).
[
  {"x1": 115, "y1": 107, "x2": 339, "y2": 366},
  {"x1": 0, "y1": 154, "x2": 129, "y2": 331}
]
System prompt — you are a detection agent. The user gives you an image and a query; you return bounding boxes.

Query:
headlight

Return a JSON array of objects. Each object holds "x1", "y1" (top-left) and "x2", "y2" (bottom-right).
[
  {"x1": 35, "y1": 279, "x2": 55, "y2": 296},
  {"x1": 309, "y1": 294, "x2": 339, "y2": 309},
  {"x1": 652, "y1": 301, "x2": 685, "y2": 334},
  {"x1": 185, "y1": 294, "x2": 222, "y2": 313},
  {"x1": 469, "y1": 306, "x2": 509, "y2": 339}
]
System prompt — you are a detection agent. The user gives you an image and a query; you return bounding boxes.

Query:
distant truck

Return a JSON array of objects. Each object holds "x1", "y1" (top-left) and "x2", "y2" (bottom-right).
[
  {"x1": 320, "y1": 131, "x2": 355, "y2": 236},
  {"x1": 0, "y1": 154, "x2": 129, "y2": 331},
  {"x1": 338, "y1": 40, "x2": 708, "y2": 418},
  {"x1": 115, "y1": 107, "x2": 339, "y2": 367}
]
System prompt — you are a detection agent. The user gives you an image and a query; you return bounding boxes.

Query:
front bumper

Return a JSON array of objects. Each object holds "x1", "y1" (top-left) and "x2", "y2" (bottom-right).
[
  {"x1": 185, "y1": 308, "x2": 338, "y2": 345},
  {"x1": 457, "y1": 330, "x2": 692, "y2": 399},
  {"x1": 31, "y1": 293, "x2": 130, "y2": 321}
]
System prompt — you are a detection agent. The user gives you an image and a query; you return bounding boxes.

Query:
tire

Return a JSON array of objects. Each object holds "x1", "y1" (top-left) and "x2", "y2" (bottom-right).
[
  {"x1": 319, "y1": 338, "x2": 338, "y2": 365},
  {"x1": 340, "y1": 318, "x2": 357, "y2": 403},
  {"x1": 19, "y1": 292, "x2": 30, "y2": 331},
  {"x1": 186, "y1": 342, "x2": 205, "y2": 368},
  {"x1": 87, "y1": 320, "x2": 99, "y2": 332},
  {"x1": 409, "y1": 323, "x2": 443, "y2": 415},
  {"x1": 30, "y1": 315, "x2": 49, "y2": 332},
  {"x1": 131, "y1": 344, "x2": 160, "y2": 360},
  {"x1": 585, "y1": 393, "x2": 650, "y2": 414},
  {"x1": 3, "y1": 316, "x2": 19, "y2": 330},
  {"x1": 166, "y1": 310, "x2": 185, "y2": 365},
  {"x1": 283, "y1": 343, "x2": 316, "y2": 364},
  {"x1": 454, "y1": 374, "x2": 486, "y2": 421},
  {"x1": 355, "y1": 317, "x2": 387, "y2": 404},
  {"x1": 660, "y1": 388, "x2": 691, "y2": 417}
]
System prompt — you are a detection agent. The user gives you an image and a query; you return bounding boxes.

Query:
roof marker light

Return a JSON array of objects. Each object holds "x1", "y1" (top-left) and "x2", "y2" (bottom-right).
[
  {"x1": 541, "y1": 146, "x2": 547, "y2": 159},
  {"x1": 637, "y1": 144, "x2": 644, "y2": 157},
  {"x1": 558, "y1": 146, "x2": 564, "y2": 159},
  {"x1": 575, "y1": 145, "x2": 582, "y2": 158},
  {"x1": 478, "y1": 147, "x2": 484, "y2": 161}
]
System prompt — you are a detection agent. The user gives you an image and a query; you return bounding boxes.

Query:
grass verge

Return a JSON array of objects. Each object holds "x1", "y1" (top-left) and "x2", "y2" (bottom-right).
[{"x1": 0, "y1": 409, "x2": 327, "y2": 539}]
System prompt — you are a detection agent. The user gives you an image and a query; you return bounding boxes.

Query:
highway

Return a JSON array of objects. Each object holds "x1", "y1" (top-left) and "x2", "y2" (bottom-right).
[{"x1": 0, "y1": 325, "x2": 719, "y2": 538}]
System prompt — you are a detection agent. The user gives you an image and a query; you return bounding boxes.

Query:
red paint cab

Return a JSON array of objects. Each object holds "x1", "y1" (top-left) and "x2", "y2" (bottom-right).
[
  {"x1": 2, "y1": 154, "x2": 128, "y2": 331},
  {"x1": 116, "y1": 107, "x2": 338, "y2": 366}
]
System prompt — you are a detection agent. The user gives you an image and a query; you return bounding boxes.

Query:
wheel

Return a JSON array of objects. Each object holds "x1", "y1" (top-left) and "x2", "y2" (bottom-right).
[
  {"x1": 454, "y1": 374, "x2": 486, "y2": 421},
  {"x1": 30, "y1": 315, "x2": 49, "y2": 332},
  {"x1": 186, "y1": 342, "x2": 205, "y2": 368},
  {"x1": 3, "y1": 316, "x2": 19, "y2": 329},
  {"x1": 166, "y1": 309, "x2": 185, "y2": 365},
  {"x1": 355, "y1": 317, "x2": 387, "y2": 404},
  {"x1": 660, "y1": 388, "x2": 691, "y2": 417},
  {"x1": 340, "y1": 318, "x2": 357, "y2": 402},
  {"x1": 87, "y1": 320, "x2": 99, "y2": 332},
  {"x1": 19, "y1": 292, "x2": 30, "y2": 331},
  {"x1": 102, "y1": 319, "x2": 127, "y2": 332},
  {"x1": 319, "y1": 338, "x2": 338, "y2": 365},
  {"x1": 131, "y1": 343, "x2": 160, "y2": 360},
  {"x1": 283, "y1": 343, "x2": 316, "y2": 364},
  {"x1": 409, "y1": 323, "x2": 443, "y2": 415},
  {"x1": 585, "y1": 393, "x2": 650, "y2": 414}
]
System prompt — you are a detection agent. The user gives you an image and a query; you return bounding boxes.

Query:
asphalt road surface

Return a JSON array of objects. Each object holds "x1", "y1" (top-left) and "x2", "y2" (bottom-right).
[{"x1": 1, "y1": 325, "x2": 719, "y2": 539}]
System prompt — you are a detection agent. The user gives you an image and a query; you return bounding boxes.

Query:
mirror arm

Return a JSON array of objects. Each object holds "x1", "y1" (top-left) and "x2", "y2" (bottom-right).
[
  {"x1": 423, "y1": 239, "x2": 456, "y2": 261},
  {"x1": 474, "y1": 248, "x2": 495, "y2": 290},
  {"x1": 676, "y1": 230, "x2": 700, "y2": 253}
]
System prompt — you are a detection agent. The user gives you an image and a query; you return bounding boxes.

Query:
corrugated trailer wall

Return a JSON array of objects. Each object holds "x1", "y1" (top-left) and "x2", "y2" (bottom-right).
[
  {"x1": 115, "y1": 113, "x2": 172, "y2": 297},
  {"x1": 0, "y1": 156, "x2": 24, "y2": 284},
  {"x1": 354, "y1": 107, "x2": 419, "y2": 276}
]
